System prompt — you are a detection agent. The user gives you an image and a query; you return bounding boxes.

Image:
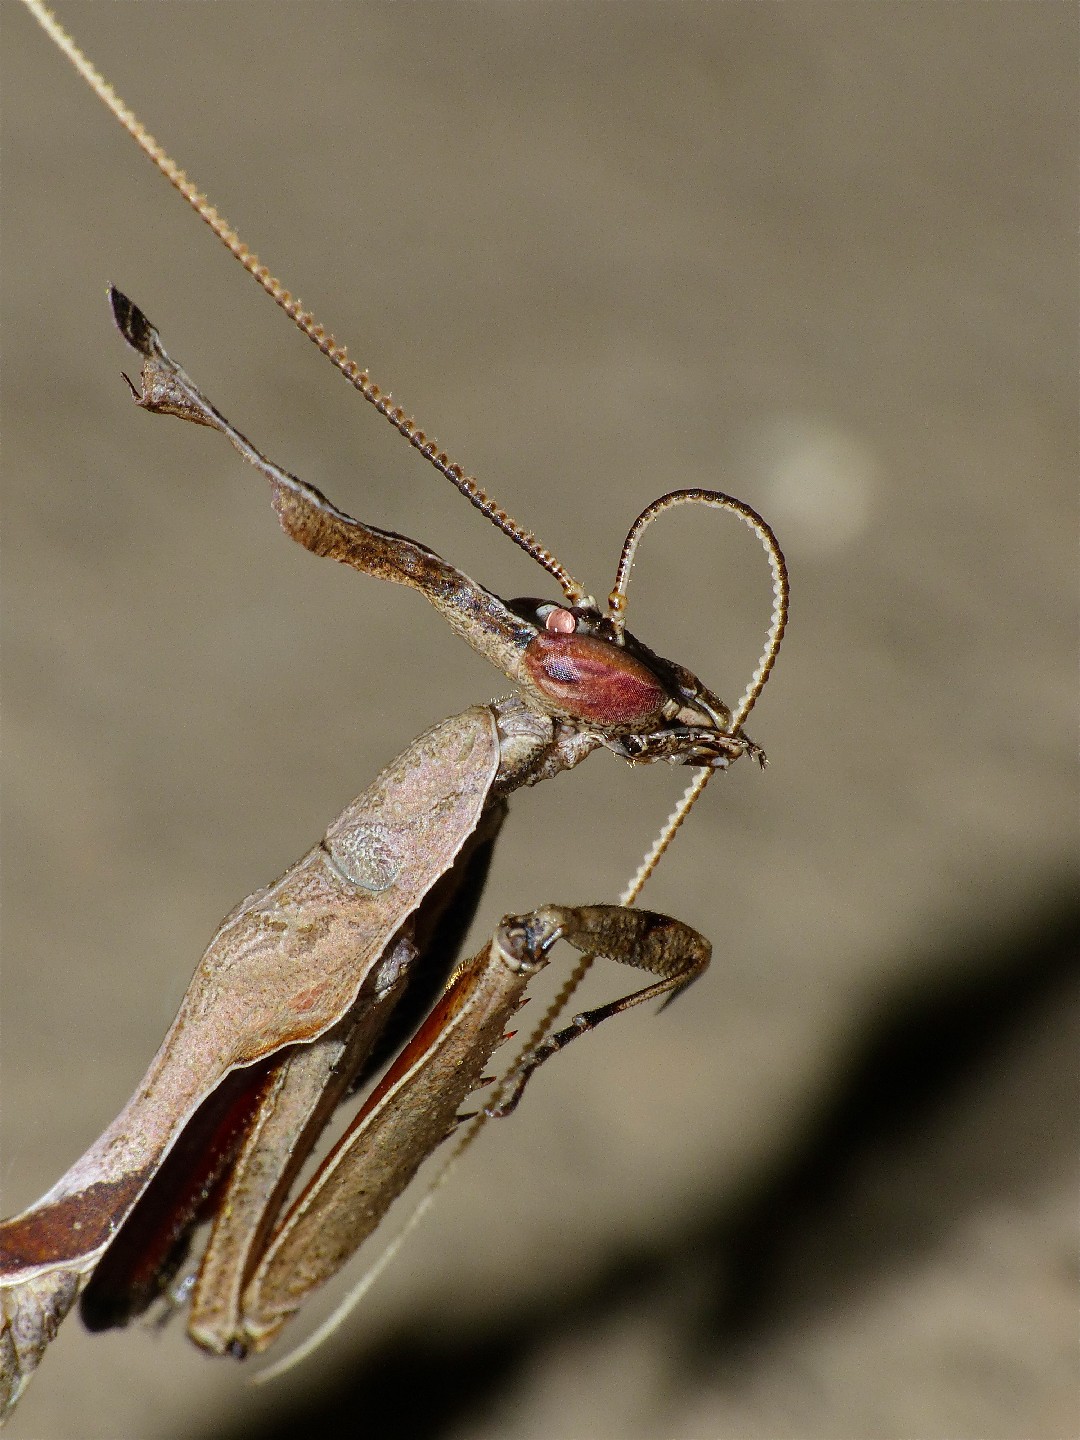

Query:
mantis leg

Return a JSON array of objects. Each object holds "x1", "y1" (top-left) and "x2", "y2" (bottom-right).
[{"x1": 484, "y1": 904, "x2": 711, "y2": 1118}]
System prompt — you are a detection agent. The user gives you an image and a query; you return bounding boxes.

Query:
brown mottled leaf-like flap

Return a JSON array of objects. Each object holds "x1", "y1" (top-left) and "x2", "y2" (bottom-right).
[{"x1": 0, "y1": 708, "x2": 499, "y2": 1405}]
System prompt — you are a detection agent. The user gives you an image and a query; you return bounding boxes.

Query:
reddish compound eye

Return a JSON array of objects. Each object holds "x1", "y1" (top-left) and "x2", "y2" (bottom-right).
[
  {"x1": 523, "y1": 631, "x2": 667, "y2": 726},
  {"x1": 544, "y1": 608, "x2": 577, "y2": 635}
]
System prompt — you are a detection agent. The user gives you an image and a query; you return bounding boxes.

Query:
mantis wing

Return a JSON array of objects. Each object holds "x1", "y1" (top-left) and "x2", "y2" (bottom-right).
[{"x1": 0, "y1": 707, "x2": 499, "y2": 1411}]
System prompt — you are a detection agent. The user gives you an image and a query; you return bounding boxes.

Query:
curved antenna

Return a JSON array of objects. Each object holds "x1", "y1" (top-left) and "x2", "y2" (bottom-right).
[
  {"x1": 20, "y1": 0, "x2": 587, "y2": 605},
  {"x1": 608, "y1": 489, "x2": 789, "y2": 730}
]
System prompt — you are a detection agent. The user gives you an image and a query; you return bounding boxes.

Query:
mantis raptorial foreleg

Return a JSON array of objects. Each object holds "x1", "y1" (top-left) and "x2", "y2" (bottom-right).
[{"x1": 206, "y1": 902, "x2": 710, "y2": 1356}]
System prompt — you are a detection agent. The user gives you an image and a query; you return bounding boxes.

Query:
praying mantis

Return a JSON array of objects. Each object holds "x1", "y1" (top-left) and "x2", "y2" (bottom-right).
[{"x1": 0, "y1": 1, "x2": 788, "y2": 1422}]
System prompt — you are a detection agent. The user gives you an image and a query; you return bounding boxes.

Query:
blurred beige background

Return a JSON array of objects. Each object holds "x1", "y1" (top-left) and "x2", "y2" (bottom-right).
[{"x1": 1, "y1": 4, "x2": 1076, "y2": 1439}]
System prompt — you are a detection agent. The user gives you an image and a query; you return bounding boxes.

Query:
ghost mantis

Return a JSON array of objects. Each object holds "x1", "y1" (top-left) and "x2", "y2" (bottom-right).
[{"x1": 0, "y1": 0, "x2": 788, "y2": 1420}]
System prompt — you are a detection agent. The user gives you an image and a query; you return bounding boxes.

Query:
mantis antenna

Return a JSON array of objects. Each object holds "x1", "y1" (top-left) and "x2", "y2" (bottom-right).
[
  {"x1": 19, "y1": 0, "x2": 588, "y2": 605},
  {"x1": 609, "y1": 488, "x2": 789, "y2": 732}
]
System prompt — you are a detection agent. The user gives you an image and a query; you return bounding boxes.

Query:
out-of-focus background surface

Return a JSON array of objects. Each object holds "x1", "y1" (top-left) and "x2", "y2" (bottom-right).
[{"x1": 2, "y1": 4, "x2": 1075, "y2": 1438}]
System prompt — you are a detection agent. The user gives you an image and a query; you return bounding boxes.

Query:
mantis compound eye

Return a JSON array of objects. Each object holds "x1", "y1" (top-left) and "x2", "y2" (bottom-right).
[{"x1": 522, "y1": 629, "x2": 667, "y2": 726}]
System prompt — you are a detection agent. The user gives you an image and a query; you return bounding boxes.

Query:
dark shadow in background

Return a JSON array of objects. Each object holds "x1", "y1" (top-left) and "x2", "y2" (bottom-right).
[{"x1": 218, "y1": 884, "x2": 1079, "y2": 1440}]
